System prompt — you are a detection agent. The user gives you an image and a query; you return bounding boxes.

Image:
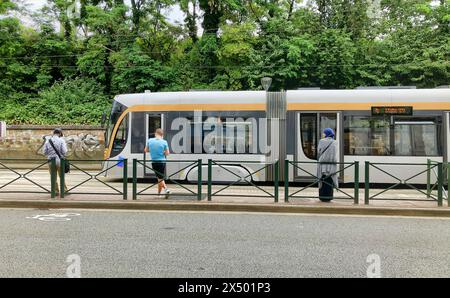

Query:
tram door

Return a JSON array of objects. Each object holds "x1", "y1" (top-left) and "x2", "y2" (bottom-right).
[
  {"x1": 144, "y1": 114, "x2": 164, "y2": 177},
  {"x1": 295, "y1": 112, "x2": 342, "y2": 181}
]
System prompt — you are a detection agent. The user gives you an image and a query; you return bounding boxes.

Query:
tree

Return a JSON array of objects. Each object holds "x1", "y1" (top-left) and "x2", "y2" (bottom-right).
[
  {"x1": 215, "y1": 22, "x2": 259, "y2": 90},
  {"x1": 0, "y1": 0, "x2": 449, "y2": 125},
  {"x1": 110, "y1": 45, "x2": 173, "y2": 93},
  {"x1": 315, "y1": 0, "x2": 373, "y2": 39},
  {"x1": 0, "y1": 0, "x2": 15, "y2": 14},
  {"x1": 255, "y1": 16, "x2": 316, "y2": 90},
  {"x1": 76, "y1": 2, "x2": 128, "y2": 95},
  {"x1": 312, "y1": 29, "x2": 357, "y2": 88},
  {"x1": 179, "y1": 0, "x2": 199, "y2": 42}
]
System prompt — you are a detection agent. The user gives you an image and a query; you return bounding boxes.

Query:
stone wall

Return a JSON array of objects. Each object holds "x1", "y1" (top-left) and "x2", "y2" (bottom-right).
[{"x1": 0, "y1": 125, "x2": 105, "y2": 160}]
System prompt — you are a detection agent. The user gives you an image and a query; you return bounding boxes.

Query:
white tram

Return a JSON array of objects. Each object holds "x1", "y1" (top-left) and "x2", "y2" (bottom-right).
[{"x1": 102, "y1": 88, "x2": 450, "y2": 184}]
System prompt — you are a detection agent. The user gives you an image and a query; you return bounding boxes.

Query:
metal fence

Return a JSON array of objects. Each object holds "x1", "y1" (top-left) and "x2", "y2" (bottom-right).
[
  {"x1": 132, "y1": 159, "x2": 202, "y2": 200},
  {"x1": 426, "y1": 160, "x2": 449, "y2": 206},
  {"x1": 0, "y1": 159, "x2": 56, "y2": 197},
  {"x1": 60, "y1": 159, "x2": 128, "y2": 200},
  {"x1": 364, "y1": 161, "x2": 445, "y2": 206},
  {"x1": 206, "y1": 160, "x2": 279, "y2": 202},
  {"x1": 284, "y1": 160, "x2": 359, "y2": 204},
  {"x1": 0, "y1": 158, "x2": 448, "y2": 207}
]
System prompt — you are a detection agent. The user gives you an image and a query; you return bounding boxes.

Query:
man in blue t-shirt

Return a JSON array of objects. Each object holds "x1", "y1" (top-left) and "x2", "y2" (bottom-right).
[{"x1": 144, "y1": 128, "x2": 170, "y2": 195}]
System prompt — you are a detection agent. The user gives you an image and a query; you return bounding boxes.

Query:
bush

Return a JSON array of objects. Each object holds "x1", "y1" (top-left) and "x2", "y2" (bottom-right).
[{"x1": 0, "y1": 78, "x2": 111, "y2": 125}]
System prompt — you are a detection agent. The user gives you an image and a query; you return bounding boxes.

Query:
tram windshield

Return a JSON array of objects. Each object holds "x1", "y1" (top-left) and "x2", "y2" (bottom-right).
[{"x1": 105, "y1": 101, "x2": 127, "y2": 148}]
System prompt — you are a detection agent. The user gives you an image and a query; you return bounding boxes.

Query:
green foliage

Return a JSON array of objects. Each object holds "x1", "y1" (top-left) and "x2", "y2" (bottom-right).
[
  {"x1": 110, "y1": 45, "x2": 173, "y2": 93},
  {"x1": 0, "y1": 0, "x2": 15, "y2": 14},
  {"x1": 0, "y1": 0, "x2": 448, "y2": 125},
  {"x1": 215, "y1": 22, "x2": 259, "y2": 90},
  {"x1": 0, "y1": 78, "x2": 109, "y2": 125},
  {"x1": 313, "y1": 29, "x2": 357, "y2": 88}
]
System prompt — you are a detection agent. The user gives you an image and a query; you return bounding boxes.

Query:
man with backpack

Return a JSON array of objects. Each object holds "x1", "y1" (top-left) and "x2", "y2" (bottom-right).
[{"x1": 44, "y1": 128, "x2": 68, "y2": 197}]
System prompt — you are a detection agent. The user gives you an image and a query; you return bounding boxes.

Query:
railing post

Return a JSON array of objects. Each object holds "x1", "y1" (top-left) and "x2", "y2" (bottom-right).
[
  {"x1": 274, "y1": 160, "x2": 279, "y2": 203},
  {"x1": 197, "y1": 159, "x2": 202, "y2": 201},
  {"x1": 447, "y1": 163, "x2": 450, "y2": 206},
  {"x1": 426, "y1": 159, "x2": 431, "y2": 198},
  {"x1": 50, "y1": 159, "x2": 56, "y2": 198},
  {"x1": 364, "y1": 161, "x2": 369, "y2": 205},
  {"x1": 132, "y1": 159, "x2": 137, "y2": 200},
  {"x1": 354, "y1": 161, "x2": 359, "y2": 205},
  {"x1": 437, "y1": 162, "x2": 443, "y2": 207},
  {"x1": 60, "y1": 159, "x2": 65, "y2": 198},
  {"x1": 123, "y1": 159, "x2": 128, "y2": 200},
  {"x1": 207, "y1": 159, "x2": 212, "y2": 201},
  {"x1": 284, "y1": 159, "x2": 289, "y2": 203}
]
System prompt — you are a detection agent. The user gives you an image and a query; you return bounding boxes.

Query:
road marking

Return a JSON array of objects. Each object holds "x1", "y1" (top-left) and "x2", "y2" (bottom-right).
[{"x1": 26, "y1": 213, "x2": 81, "y2": 222}]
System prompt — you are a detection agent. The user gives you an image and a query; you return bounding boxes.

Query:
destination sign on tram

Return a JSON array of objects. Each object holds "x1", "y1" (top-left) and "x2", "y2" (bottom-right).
[{"x1": 371, "y1": 106, "x2": 413, "y2": 116}]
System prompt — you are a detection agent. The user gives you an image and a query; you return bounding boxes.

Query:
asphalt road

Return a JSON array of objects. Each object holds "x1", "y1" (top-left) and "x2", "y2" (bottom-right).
[{"x1": 0, "y1": 209, "x2": 449, "y2": 278}]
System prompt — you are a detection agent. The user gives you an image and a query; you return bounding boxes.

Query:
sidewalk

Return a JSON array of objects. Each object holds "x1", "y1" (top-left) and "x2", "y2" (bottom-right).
[{"x1": 0, "y1": 186, "x2": 448, "y2": 217}]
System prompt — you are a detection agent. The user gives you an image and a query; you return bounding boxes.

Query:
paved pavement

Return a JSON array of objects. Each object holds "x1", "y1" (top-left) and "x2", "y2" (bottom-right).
[{"x1": 0, "y1": 208, "x2": 448, "y2": 278}]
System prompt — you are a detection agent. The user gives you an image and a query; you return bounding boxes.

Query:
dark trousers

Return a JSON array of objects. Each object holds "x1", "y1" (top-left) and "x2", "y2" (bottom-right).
[{"x1": 319, "y1": 175, "x2": 334, "y2": 201}]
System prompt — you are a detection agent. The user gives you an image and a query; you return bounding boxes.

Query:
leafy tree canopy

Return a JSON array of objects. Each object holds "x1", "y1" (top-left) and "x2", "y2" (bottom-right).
[{"x1": 0, "y1": 0, "x2": 448, "y2": 124}]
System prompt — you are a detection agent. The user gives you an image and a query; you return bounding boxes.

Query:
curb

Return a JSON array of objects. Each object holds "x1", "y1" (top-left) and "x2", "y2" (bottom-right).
[{"x1": 0, "y1": 200, "x2": 449, "y2": 217}]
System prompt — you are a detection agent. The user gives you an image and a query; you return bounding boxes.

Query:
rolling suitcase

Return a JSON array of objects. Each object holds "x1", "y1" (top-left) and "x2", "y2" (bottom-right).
[{"x1": 319, "y1": 175, "x2": 334, "y2": 202}]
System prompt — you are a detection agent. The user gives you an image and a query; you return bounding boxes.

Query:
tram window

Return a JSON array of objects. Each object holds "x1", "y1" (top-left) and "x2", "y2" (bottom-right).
[
  {"x1": 394, "y1": 117, "x2": 441, "y2": 156},
  {"x1": 111, "y1": 114, "x2": 129, "y2": 158},
  {"x1": 344, "y1": 116, "x2": 390, "y2": 156},
  {"x1": 188, "y1": 116, "x2": 255, "y2": 154},
  {"x1": 320, "y1": 114, "x2": 337, "y2": 139},
  {"x1": 148, "y1": 115, "x2": 162, "y2": 139},
  {"x1": 131, "y1": 112, "x2": 146, "y2": 154},
  {"x1": 300, "y1": 114, "x2": 317, "y2": 159}
]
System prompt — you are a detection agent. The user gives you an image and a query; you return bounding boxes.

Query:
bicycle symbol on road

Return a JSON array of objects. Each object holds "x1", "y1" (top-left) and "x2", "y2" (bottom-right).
[{"x1": 26, "y1": 213, "x2": 81, "y2": 222}]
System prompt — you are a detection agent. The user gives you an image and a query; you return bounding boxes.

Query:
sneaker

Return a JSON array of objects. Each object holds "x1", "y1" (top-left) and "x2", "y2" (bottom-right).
[{"x1": 163, "y1": 188, "x2": 171, "y2": 195}]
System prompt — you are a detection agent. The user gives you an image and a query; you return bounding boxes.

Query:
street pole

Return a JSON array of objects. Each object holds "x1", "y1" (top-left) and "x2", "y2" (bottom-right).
[{"x1": 261, "y1": 77, "x2": 273, "y2": 181}]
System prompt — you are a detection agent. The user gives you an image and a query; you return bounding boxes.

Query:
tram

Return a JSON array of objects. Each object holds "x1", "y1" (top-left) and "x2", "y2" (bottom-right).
[{"x1": 102, "y1": 88, "x2": 450, "y2": 184}]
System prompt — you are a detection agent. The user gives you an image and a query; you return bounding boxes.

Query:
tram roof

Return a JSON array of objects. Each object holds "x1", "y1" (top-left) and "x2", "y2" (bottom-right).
[{"x1": 114, "y1": 88, "x2": 450, "y2": 108}]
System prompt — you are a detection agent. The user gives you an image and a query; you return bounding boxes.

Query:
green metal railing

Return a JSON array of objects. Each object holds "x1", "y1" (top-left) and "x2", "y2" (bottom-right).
[
  {"x1": 60, "y1": 159, "x2": 128, "y2": 200},
  {"x1": 132, "y1": 159, "x2": 202, "y2": 200},
  {"x1": 365, "y1": 161, "x2": 444, "y2": 206},
  {"x1": 426, "y1": 160, "x2": 449, "y2": 206},
  {"x1": 0, "y1": 158, "x2": 449, "y2": 208},
  {"x1": 0, "y1": 159, "x2": 57, "y2": 197},
  {"x1": 207, "y1": 159, "x2": 279, "y2": 202},
  {"x1": 284, "y1": 160, "x2": 359, "y2": 204}
]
